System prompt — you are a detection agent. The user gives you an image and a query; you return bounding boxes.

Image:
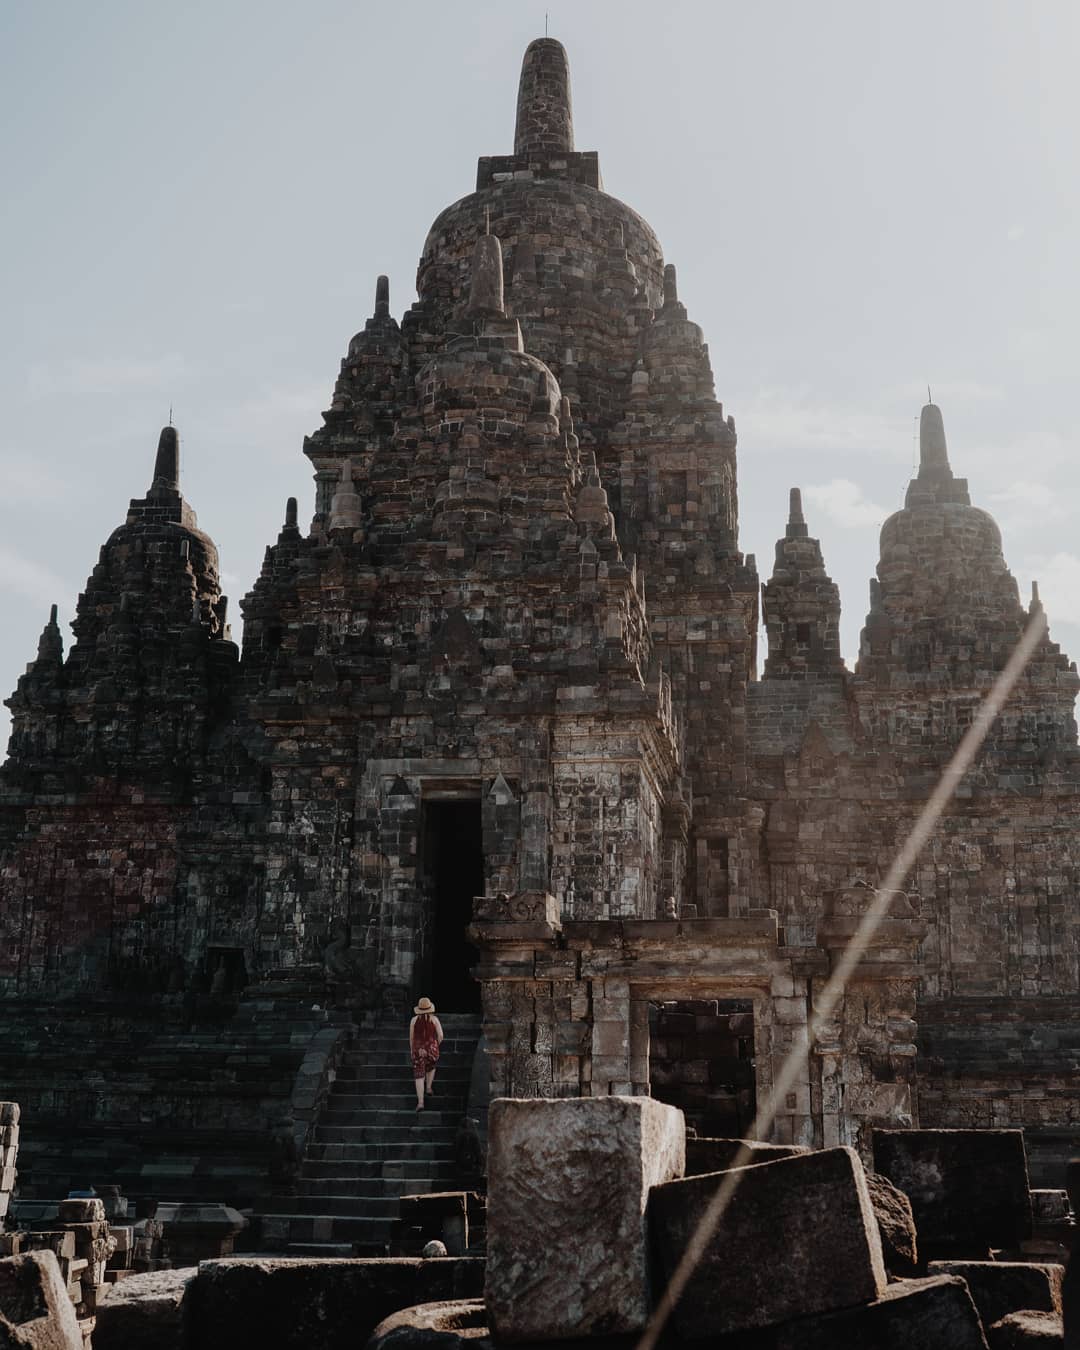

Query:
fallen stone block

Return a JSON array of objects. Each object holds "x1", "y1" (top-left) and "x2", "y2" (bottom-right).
[
  {"x1": 650, "y1": 1145, "x2": 886, "y2": 1339},
  {"x1": 93, "y1": 1267, "x2": 196, "y2": 1350},
  {"x1": 0, "y1": 1250, "x2": 82, "y2": 1350},
  {"x1": 485, "y1": 1095, "x2": 685, "y2": 1342},
  {"x1": 684, "y1": 1137, "x2": 808, "y2": 1176},
  {"x1": 866, "y1": 1170, "x2": 919, "y2": 1276},
  {"x1": 187, "y1": 1257, "x2": 485, "y2": 1350},
  {"x1": 929, "y1": 1261, "x2": 1062, "y2": 1330},
  {"x1": 366, "y1": 1299, "x2": 491, "y2": 1350},
  {"x1": 988, "y1": 1309, "x2": 1063, "y2": 1348},
  {"x1": 768, "y1": 1274, "x2": 989, "y2": 1350},
  {"x1": 57, "y1": 1199, "x2": 104, "y2": 1225},
  {"x1": 874, "y1": 1129, "x2": 1032, "y2": 1256}
]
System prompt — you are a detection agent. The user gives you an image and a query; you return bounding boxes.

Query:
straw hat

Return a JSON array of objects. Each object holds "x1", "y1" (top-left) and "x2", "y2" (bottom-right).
[{"x1": 414, "y1": 997, "x2": 435, "y2": 1015}]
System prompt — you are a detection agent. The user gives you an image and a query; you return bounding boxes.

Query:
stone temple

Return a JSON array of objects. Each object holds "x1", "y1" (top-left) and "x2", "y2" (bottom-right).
[{"x1": 3, "y1": 36, "x2": 1080, "y2": 1238}]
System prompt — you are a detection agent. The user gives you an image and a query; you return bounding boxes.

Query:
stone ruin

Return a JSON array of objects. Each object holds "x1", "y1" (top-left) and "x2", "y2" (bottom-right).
[
  {"x1": 2, "y1": 25, "x2": 1080, "y2": 1330},
  {"x1": 2, "y1": 1098, "x2": 1079, "y2": 1348}
]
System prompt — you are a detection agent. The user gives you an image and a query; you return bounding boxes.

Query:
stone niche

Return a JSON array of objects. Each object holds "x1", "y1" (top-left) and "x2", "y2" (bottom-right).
[{"x1": 470, "y1": 886, "x2": 928, "y2": 1155}]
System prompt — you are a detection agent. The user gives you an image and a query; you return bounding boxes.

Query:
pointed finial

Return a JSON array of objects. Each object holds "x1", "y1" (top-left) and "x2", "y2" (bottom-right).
[
  {"x1": 1031, "y1": 580, "x2": 1043, "y2": 612},
  {"x1": 919, "y1": 400, "x2": 951, "y2": 479},
  {"x1": 786, "y1": 486, "x2": 809, "y2": 538},
  {"x1": 168, "y1": 404, "x2": 173, "y2": 427},
  {"x1": 374, "y1": 275, "x2": 390, "y2": 317},
  {"x1": 927, "y1": 383, "x2": 932, "y2": 404},
  {"x1": 285, "y1": 497, "x2": 298, "y2": 528},
  {"x1": 514, "y1": 38, "x2": 574, "y2": 158},
  {"x1": 663, "y1": 263, "x2": 679, "y2": 308},
  {"x1": 35, "y1": 603, "x2": 63, "y2": 664},
  {"x1": 152, "y1": 424, "x2": 180, "y2": 490},
  {"x1": 466, "y1": 232, "x2": 505, "y2": 319}
]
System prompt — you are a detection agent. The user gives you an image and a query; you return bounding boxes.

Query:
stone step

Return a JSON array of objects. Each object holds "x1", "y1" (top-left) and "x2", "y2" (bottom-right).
[
  {"x1": 295, "y1": 1174, "x2": 444, "y2": 1196},
  {"x1": 307, "y1": 1138, "x2": 457, "y2": 1161},
  {"x1": 314, "y1": 1124, "x2": 457, "y2": 1146},
  {"x1": 303, "y1": 1151, "x2": 459, "y2": 1173},
  {"x1": 267, "y1": 1193, "x2": 400, "y2": 1217},
  {"x1": 319, "y1": 1109, "x2": 462, "y2": 1128},
  {"x1": 285, "y1": 1242, "x2": 355, "y2": 1258},
  {"x1": 335, "y1": 1064, "x2": 473, "y2": 1082},
  {"x1": 321, "y1": 1093, "x2": 469, "y2": 1112},
  {"x1": 259, "y1": 1212, "x2": 395, "y2": 1247}
]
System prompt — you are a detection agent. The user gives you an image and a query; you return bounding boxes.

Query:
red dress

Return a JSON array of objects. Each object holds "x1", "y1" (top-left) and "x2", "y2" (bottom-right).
[{"x1": 411, "y1": 1014, "x2": 440, "y2": 1079}]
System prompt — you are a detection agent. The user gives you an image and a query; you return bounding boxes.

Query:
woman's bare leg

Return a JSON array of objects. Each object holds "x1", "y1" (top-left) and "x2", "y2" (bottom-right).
[
  {"x1": 425, "y1": 1068, "x2": 436, "y2": 1097},
  {"x1": 415, "y1": 1075, "x2": 425, "y2": 1108}
]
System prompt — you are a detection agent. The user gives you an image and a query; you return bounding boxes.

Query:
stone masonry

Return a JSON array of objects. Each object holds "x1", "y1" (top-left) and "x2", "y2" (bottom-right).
[{"x1": 2, "y1": 37, "x2": 1080, "y2": 1192}]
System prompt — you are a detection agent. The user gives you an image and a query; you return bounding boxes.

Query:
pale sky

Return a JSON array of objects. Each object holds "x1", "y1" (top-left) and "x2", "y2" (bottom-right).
[{"x1": 2, "y1": 1, "x2": 1078, "y2": 751}]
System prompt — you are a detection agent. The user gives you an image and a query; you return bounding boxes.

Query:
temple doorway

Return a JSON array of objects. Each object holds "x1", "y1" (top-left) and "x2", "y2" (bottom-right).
[
  {"x1": 648, "y1": 999, "x2": 756, "y2": 1137},
  {"x1": 420, "y1": 798, "x2": 484, "y2": 1013}
]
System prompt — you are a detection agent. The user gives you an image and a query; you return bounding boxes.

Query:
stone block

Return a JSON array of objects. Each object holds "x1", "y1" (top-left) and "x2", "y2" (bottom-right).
[
  {"x1": 187, "y1": 1257, "x2": 485, "y2": 1350},
  {"x1": 928, "y1": 1261, "x2": 1062, "y2": 1329},
  {"x1": 94, "y1": 1267, "x2": 196, "y2": 1350},
  {"x1": 0, "y1": 1250, "x2": 82, "y2": 1350},
  {"x1": 866, "y1": 1170, "x2": 919, "y2": 1276},
  {"x1": 367, "y1": 1299, "x2": 489, "y2": 1350},
  {"x1": 684, "y1": 1137, "x2": 808, "y2": 1175},
  {"x1": 874, "y1": 1129, "x2": 1032, "y2": 1254},
  {"x1": 988, "y1": 1309, "x2": 1063, "y2": 1348},
  {"x1": 57, "y1": 1198, "x2": 105, "y2": 1224},
  {"x1": 768, "y1": 1274, "x2": 989, "y2": 1349},
  {"x1": 485, "y1": 1096, "x2": 685, "y2": 1342},
  {"x1": 649, "y1": 1146, "x2": 886, "y2": 1338}
]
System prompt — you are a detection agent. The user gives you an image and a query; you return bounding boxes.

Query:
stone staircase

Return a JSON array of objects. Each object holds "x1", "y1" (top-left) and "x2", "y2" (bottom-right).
[{"x1": 258, "y1": 1013, "x2": 483, "y2": 1255}]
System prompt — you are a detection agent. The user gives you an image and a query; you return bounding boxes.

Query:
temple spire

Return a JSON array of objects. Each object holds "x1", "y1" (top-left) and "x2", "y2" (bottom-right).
[
  {"x1": 35, "y1": 604, "x2": 63, "y2": 665},
  {"x1": 514, "y1": 38, "x2": 574, "y2": 157},
  {"x1": 919, "y1": 401, "x2": 952, "y2": 480},
  {"x1": 151, "y1": 425, "x2": 180, "y2": 491},
  {"x1": 374, "y1": 274, "x2": 390, "y2": 317},
  {"x1": 787, "y1": 487, "x2": 808, "y2": 538},
  {"x1": 466, "y1": 232, "x2": 506, "y2": 319}
]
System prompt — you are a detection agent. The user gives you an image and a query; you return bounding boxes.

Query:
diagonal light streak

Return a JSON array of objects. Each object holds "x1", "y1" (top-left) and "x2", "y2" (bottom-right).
[{"x1": 637, "y1": 609, "x2": 1049, "y2": 1350}]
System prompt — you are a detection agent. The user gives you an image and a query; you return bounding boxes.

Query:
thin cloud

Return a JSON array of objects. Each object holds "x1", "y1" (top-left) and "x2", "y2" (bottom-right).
[
  {"x1": 0, "y1": 454, "x2": 69, "y2": 506},
  {"x1": 0, "y1": 547, "x2": 74, "y2": 611},
  {"x1": 804, "y1": 478, "x2": 889, "y2": 529},
  {"x1": 740, "y1": 388, "x2": 911, "y2": 459},
  {"x1": 27, "y1": 354, "x2": 189, "y2": 399}
]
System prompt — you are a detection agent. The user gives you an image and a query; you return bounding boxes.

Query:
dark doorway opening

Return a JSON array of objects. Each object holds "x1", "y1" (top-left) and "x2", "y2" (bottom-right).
[
  {"x1": 649, "y1": 999, "x2": 756, "y2": 1137},
  {"x1": 421, "y1": 799, "x2": 484, "y2": 1013}
]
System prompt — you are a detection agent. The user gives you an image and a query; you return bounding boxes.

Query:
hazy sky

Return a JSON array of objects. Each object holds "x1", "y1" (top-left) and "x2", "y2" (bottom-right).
[{"x1": 2, "y1": 1, "x2": 1078, "y2": 751}]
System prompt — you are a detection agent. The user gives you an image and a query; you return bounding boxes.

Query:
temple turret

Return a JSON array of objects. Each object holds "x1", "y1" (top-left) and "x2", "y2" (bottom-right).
[
  {"x1": 904, "y1": 401, "x2": 970, "y2": 507},
  {"x1": 762, "y1": 489, "x2": 844, "y2": 678},
  {"x1": 26, "y1": 423, "x2": 239, "y2": 773}
]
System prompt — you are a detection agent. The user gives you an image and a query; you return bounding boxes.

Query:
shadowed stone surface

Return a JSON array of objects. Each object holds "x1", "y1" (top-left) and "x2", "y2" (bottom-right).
[
  {"x1": 366, "y1": 1300, "x2": 491, "y2": 1350},
  {"x1": 186, "y1": 1258, "x2": 484, "y2": 1350},
  {"x1": 485, "y1": 1096, "x2": 685, "y2": 1342},
  {"x1": 0, "y1": 1251, "x2": 81, "y2": 1350},
  {"x1": 874, "y1": 1130, "x2": 1033, "y2": 1255},
  {"x1": 650, "y1": 1146, "x2": 886, "y2": 1339},
  {"x1": 866, "y1": 1171, "x2": 919, "y2": 1276},
  {"x1": 770, "y1": 1275, "x2": 989, "y2": 1350},
  {"x1": 93, "y1": 1267, "x2": 196, "y2": 1350},
  {"x1": 988, "y1": 1309, "x2": 1064, "y2": 1348},
  {"x1": 928, "y1": 1262, "x2": 1062, "y2": 1331},
  {"x1": 684, "y1": 1138, "x2": 808, "y2": 1176}
]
